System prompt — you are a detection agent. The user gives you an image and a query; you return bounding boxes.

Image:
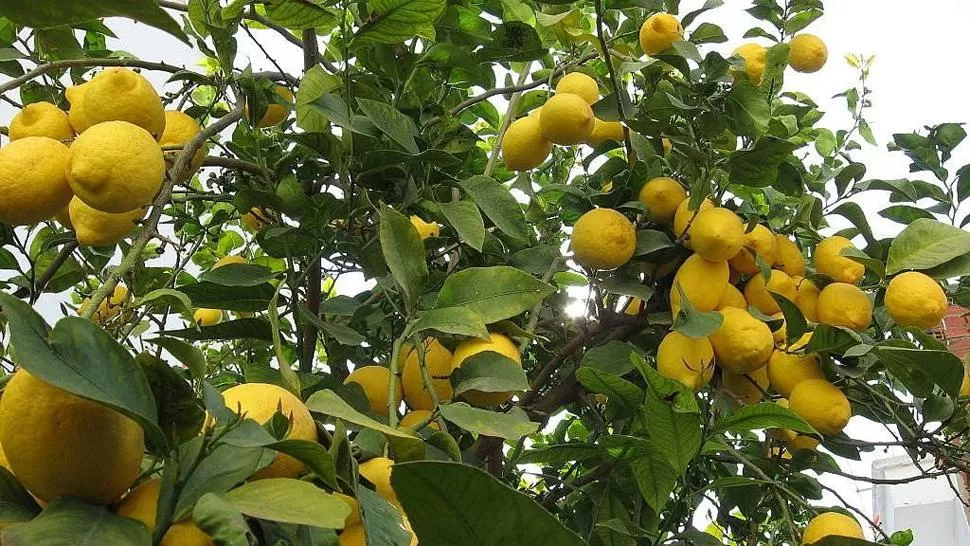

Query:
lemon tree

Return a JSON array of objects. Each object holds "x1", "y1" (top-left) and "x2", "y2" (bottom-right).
[{"x1": 0, "y1": 1, "x2": 969, "y2": 545}]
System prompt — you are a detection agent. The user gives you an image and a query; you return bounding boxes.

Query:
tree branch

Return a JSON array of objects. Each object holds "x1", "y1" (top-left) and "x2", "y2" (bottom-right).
[{"x1": 0, "y1": 58, "x2": 210, "y2": 95}]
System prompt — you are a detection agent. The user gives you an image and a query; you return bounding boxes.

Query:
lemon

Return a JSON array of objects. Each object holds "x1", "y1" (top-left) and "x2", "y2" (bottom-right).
[
  {"x1": 773, "y1": 235, "x2": 807, "y2": 277},
  {"x1": 656, "y1": 331, "x2": 715, "y2": 391},
  {"x1": 801, "y1": 512, "x2": 864, "y2": 544},
  {"x1": 639, "y1": 177, "x2": 687, "y2": 224},
  {"x1": 710, "y1": 307, "x2": 774, "y2": 374},
  {"x1": 502, "y1": 115, "x2": 553, "y2": 171},
  {"x1": 624, "y1": 297, "x2": 644, "y2": 315},
  {"x1": 193, "y1": 308, "x2": 223, "y2": 326},
  {"x1": 744, "y1": 270, "x2": 796, "y2": 315},
  {"x1": 539, "y1": 93, "x2": 595, "y2": 145},
  {"x1": 83, "y1": 68, "x2": 166, "y2": 138},
  {"x1": 555, "y1": 72, "x2": 599, "y2": 104},
  {"x1": 345, "y1": 366, "x2": 402, "y2": 415},
  {"x1": 793, "y1": 276, "x2": 820, "y2": 322},
  {"x1": 571, "y1": 208, "x2": 637, "y2": 270},
  {"x1": 729, "y1": 224, "x2": 776, "y2": 274},
  {"x1": 221, "y1": 382, "x2": 318, "y2": 479},
  {"x1": 814, "y1": 236, "x2": 864, "y2": 284},
  {"x1": 452, "y1": 332, "x2": 522, "y2": 406},
  {"x1": 116, "y1": 478, "x2": 214, "y2": 546},
  {"x1": 399, "y1": 409, "x2": 440, "y2": 431},
  {"x1": 688, "y1": 207, "x2": 745, "y2": 261},
  {"x1": 242, "y1": 207, "x2": 270, "y2": 231},
  {"x1": 339, "y1": 524, "x2": 366, "y2": 546},
  {"x1": 10, "y1": 101, "x2": 73, "y2": 141},
  {"x1": 789, "y1": 379, "x2": 851, "y2": 435},
  {"x1": 673, "y1": 198, "x2": 713, "y2": 239},
  {"x1": 585, "y1": 118, "x2": 625, "y2": 147},
  {"x1": 670, "y1": 253, "x2": 729, "y2": 316},
  {"x1": 962, "y1": 359, "x2": 970, "y2": 397},
  {"x1": 333, "y1": 492, "x2": 361, "y2": 528},
  {"x1": 0, "y1": 137, "x2": 73, "y2": 226},
  {"x1": 816, "y1": 282, "x2": 871, "y2": 331},
  {"x1": 65, "y1": 83, "x2": 92, "y2": 133},
  {"x1": 767, "y1": 333, "x2": 825, "y2": 398},
  {"x1": 885, "y1": 271, "x2": 947, "y2": 329},
  {"x1": 770, "y1": 312, "x2": 787, "y2": 344},
  {"x1": 732, "y1": 43, "x2": 767, "y2": 84},
  {"x1": 68, "y1": 121, "x2": 166, "y2": 213},
  {"x1": 162, "y1": 522, "x2": 215, "y2": 546},
  {"x1": 717, "y1": 284, "x2": 747, "y2": 310},
  {"x1": 255, "y1": 85, "x2": 294, "y2": 128},
  {"x1": 409, "y1": 215, "x2": 440, "y2": 240},
  {"x1": 789, "y1": 34, "x2": 828, "y2": 73},
  {"x1": 69, "y1": 197, "x2": 145, "y2": 247},
  {"x1": 639, "y1": 13, "x2": 683, "y2": 55},
  {"x1": 159, "y1": 111, "x2": 205, "y2": 181},
  {"x1": 213, "y1": 255, "x2": 248, "y2": 268},
  {"x1": 662, "y1": 137, "x2": 672, "y2": 155},
  {"x1": 359, "y1": 457, "x2": 397, "y2": 504},
  {"x1": 400, "y1": 338, "x2": 454, "y2": 410},
  {"x1": 0, "y1": 369, "x2": 144, "y2": 504},
  {"x1": 788, "y1": 433, "x2": 820, "y2": 452},
  {"x1": 722, "y1": 365, "x2": 769, "y2": 405},
  {"x1": 79, "y1": 284, "x2": 129, "y2": 324}
]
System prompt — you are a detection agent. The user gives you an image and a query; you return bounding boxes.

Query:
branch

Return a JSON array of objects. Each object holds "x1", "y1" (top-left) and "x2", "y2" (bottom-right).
[
  {"x1": 0, "y1": 58, "x2": 210, "y2": 95},
  {"x1": 299, "y1": 28, "x2": 322, "y2": 373},
  {"x1": 13, "y1": 240, "x2": 79, "y2": 301},
  {"x1": 201, "y1": 155, "x2": 268, "y2": 177},
  {"x1": 592, "y1": 0, "x2": 634, "y2": 162}
]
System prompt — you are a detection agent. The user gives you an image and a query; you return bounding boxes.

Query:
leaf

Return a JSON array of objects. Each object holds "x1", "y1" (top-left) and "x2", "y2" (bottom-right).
[
  {"x1": 631, "y1": 441, "x2": 678, "y2": 512},
  {"x1": 439, "y1": 200, "x2": 486, "y2": 252},
  {"x1": 173, "y1": 439, "x2": 267, "y2": 518},
  {"x1": 391, "y1": 461, "x2": 586, "y2": 546},
  {"x1": 200, "y1": 264, "x2": 276, "y2": 287},
  {"x1": 633, "y1": 229, "x2": 675, "y2": 256},
  {"x1": 137, "y1": 353, "x2": 205, "y2": 446},
  {"x1": 805, "y1": 325, "x2": 860, "y2": 354},
  {"x1": 298, "y1": 307, "x2": 366, "y2": 346},
  {"x1": 712, "y1": 402, "x2": 817, "y2": 434},
  {"x1": 178, "y1": 282, "x2": 275, "y2": 312},
  {"x1": 642, "y1": 375, "x2": 702, "y2": 475},
  {"x1": 353, "y1": 0, "x2": 446, "y2": 44},
  {"x1": 728, "y1": 137, "x2": 799, "y2": 187},
  {"x1": 163, "y1": 318, "x2": 274, "y2": 342},
  {"x1": 879, "y1": 205, "x2": 935, "y2": 225},
  {"x1": 0, "y1": 467, "x2": 39, "y2": 527},
  {"x1": 358, "y1": 487, "x2": 412, "y2": 546},
  {"x1": 725, "y1": 80, "x2": 769, "y2": 137},
  {"x1": 580, "y1": 341, "x2": 639, "y2": 376},
  {"x1": 575, "y1": 368, "x2": 643, "y2": 415},
  {"x1": 406, "y1": 307, "x2": 490, "y2": 339},
  {"x1": 451, "y1": 352, "x2": 529, "y2": 396},
  {"x1": 268, "y1": 439, "x2": 338, "y2": 489},
  {"x1": 887, "y1": 218, "x2": 970, "y2": 273},
  {"x1": 771, "y1": 294, "x2": 808, "y2": 347},
  {"x1": 1, "y1": 498, "x2": 151, "y2": 546},
  {"x1": 830, "y1": 202, "x2": 875, "y2": 244},
  {"x1": 0, "y1": 0, "x2": 187, "y2": 43},
  {"x1": 224, "y1": 479, "x2": 348, "y2": 528},
  {"x1": 137, "y1": 288, "x2": 195, "y2": 321},
  {"x1": 435, "y1": 266, "x2": 555, "y2": 324},
  {"x1": 438, "y1": 403, "x2": 539, "y2": 440},
  {"x1": 673, "y1": 307, "x2": 723, "y2": 339},
  {"x1": 149, "y1": 337, "x2": 206, "y2": 380},
  {"x1": 875, "y1": 347, "x2": 963, "y2": 398},
  {"x1": 689, "y1": 22, "x2": 727, "y2": 44},
  {"x1": 515, "y1": 444, "x2": 601, "y2": 466},
  {"x1": 357, "y1": 99, "x2": 419, "y2": 154},
  {"x1": 192, "y1": 494, "x2": 256, "y2": 546},
  {"x1": 306, "y1": 390, "x2": 422, "y2": 442},
  {"x1": 456, "y1": 176, "x2": 531, "y2": 242},
  {"x1": 264, "y1": 0, "x2": 336, "y2": 29},
  {"x1": 380, "y1": 205, "x2": 429, "y2": 308},
  {"x1": 925, "y1": 252, "x2": 970, "y2": 279}
]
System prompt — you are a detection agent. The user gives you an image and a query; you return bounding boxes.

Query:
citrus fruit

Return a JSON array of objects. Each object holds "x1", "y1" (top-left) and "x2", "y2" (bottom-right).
[
  {"x1": 689, "y1": 207, "x2": 745, "y2": 261},
  {"x1": 801, "y1": 512, "x2": 864, "y2": 544},
  {"x1": 400, "y1": 338, "x2": 454, "y2": 410},
  {"x1": 539, "y1": 93, "x2": 595, "y2": 145},
  {"x1": 744, "y1": 269, "x2": 797, "y2": 315},
  {"x1": 788, "y1": 433, "x2": 821, "y2": 452},
  {"x1": 345, "y1": 366, "x2": 402, "y2": 415},
  {"x1": 673, "y1": 197, "x2": 713, "y2": 239},
  {"x1": 885, "y1": 271, "x2": 947, "y2": 329},
  {"x1": 723, "y1": 365, "x2": 769, "y2": 405},
  {"x1": 0, "y1": 136, "x2": 73, "y2": 225},
  {"x1": 585, "y1": 118, "x2": 625, "y2": 147},
  {"x1": 69, "y1": 197, "x2": 145, "y2": 247},
  {"x1": 409, "y1": 215, "x2": 440, "y2": 240},
  {"x1": 9, "y1": 101, "x2": 73, "y2": 141},
  {"x1": 451, "y1": 332, "x2": 522, "y2": 406},
  {"x1": 789, "y1": 379, "x2": 851, "y2": 435},
  {"x1": 255, "y1": 85, "x2": 293, "y2": 128},
  {"x1": 65, "y1": 83, "x2": 92, "y2": 133},
  {"x1": 116, "y1": 478, "x2": 215, "y2": 546},
  {"x1": 83, "y1": 68, "x2": 166, "y2": 138},
  {"x1": 159, "y1": 111, "x2": 205, "y2": 181},
  {"x1": 624, "y1": 297, "x2": 644, "y2": 315},
  {"x1": 399, "y1": 410, "x2": 440, "y2": 431},
  {"x1": 639, "y1": 177, "x2": 687, "y2": 224},
  {"x1": 814, "y1": 236, "x2": 864, "y2": 284},
  {"x1": 770, "y1": 312, "x2": 787, "y2": 344},
  {"x1": 571, "y1": 208, "x2": 637, "y2": 270},
  {"x1": 339, "y1": 524, "x2": 366, "y2": 546},
  {"x1": 656, "y1": 331, "x2": 715, "y2": 391},
  {"x1": 710, "y1": 307, "x2": 774, "y2": 374},
  {"x1": 767, "y1": 333, "x2": 825, "y2": 398},
  {"x1": 670, "y1": 253, "x2": 729, "y2": 316},
  {"x1": 333, "y1": 493, "x2": 361, "y2": 528},
  {"x1": 816, "y1": 282, "x2": 872, "y2": 331},
  {"x1": 789, "y1": 34, "x2": 828, "y2": 73},
  {"x1": 729, "y1": 224, "x2": 776, "y2": 274},
  {"x1": 773, "y1": 235, "x2": 807, "y2": 277},
  {"x1": 717, "y1": 284, "x2": 747, "y2": 310},
  {"x1": 732, "y1": 43, "x2": 767, "y2": 84},
  {"x1": 242, "y1": 208, "x2": 270, "y2": 231},
  {"x1": 193, "y1": 308, "x2": 223, "y2": 326},
  {"x1": 358, "y1": 457, "x2": 397, "y2": 504},
  {"x1": 78, "y1": 284, "x2": 129, "y2": 324},
  {"x1": 639, "y1": 13, "x2": 683, "y2": 55},
  {"x1": 502, "y1": 115, "x2": 553, "y2": 171},
  {"x1": 555, "y1": 72, "x2": 599, "y2": 104},
  {"x1": 213, "y1": 255, "x2": 248, "y2": 268},
  {"x1": 793, "y1": 276, "x2": 820, "y2": 321}
]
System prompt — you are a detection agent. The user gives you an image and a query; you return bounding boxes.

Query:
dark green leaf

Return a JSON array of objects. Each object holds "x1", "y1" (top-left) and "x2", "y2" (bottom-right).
[
  {"x1": 830, "y1": 202, "x2": 875, "y2": 244},
  {"x1": 0, "y1": 0, "x2": 187, "y2": 42},
  {"x1": 306, "y1": 390, "x2": 422, "y2": 442},
  {"x1": 435, "y1": 266, "x2": 555, "y2": 324},
  {"x1": 439, "y1": 200, "x2": 486, "y2": 252},
  {"x1": 771, "y1": 293, "x2": 808, "y2": 347},
  {"x1": 380, "y1": 204, "x2": 429, "y2": 308},
  {"x1": 353, "y1": 0, "x2": 446, "y2": 44},
  {"x1": 1, "y1": 498, "x2": 150, "y2": 546},
  {"x1": 358, "y1": 99, "x2": 419, "y2": 153},
  {"x1": 879, "y1": 205, "x2": 934, "y2": 225},
  {"x1": 298, "y1": 307, "x2": 366, "y2": 346},
  {"x1": 712, "y1": 402, "x2": 817, "y2": 434},
  {"x1": 149, "y1": 337, "x2": 206, "y2": 380},
  {"x1": 725, "y1": 80, "x2": 769, "y2": 137},
  {"x1": 456, "y1": 176, "x2": 531, "y2": 242},
  {"x1": 631, "y1": 441, "x2": 677, "y2": 512},
  {"x1": 575, "y1": 368, "x2": 643, "y2": 415},
  {"x1": 876, "y1": 347, "x2": 963, "y2": 398},
  {"x1": 163, "y1": 319, "x2": 273, "y2": 342},
  {"x1": 515, "y1": 444, "x2": 601, "y2": 466},
  {"x1": 264, "y1": 0, "x2": 337, "y2": 29},
  {"x1": 359, "y1": 487, "x2": 412, "y2": 546},
  {"x1": 200, "y1": 264, "x2": 275, "y2": 287},
  {"x1": 728, "y1": 137, "x2": 799, "y2": 186},
  {"x1": 267, "y1": 439, "x2": 338, "y2": 489},
  {"x1": 581, "y1": 341, "x2": 639, "y2": 376},
  {"x1": 192, "y1": 493, "x2": 255, "y2": 546},
  {"x1": 178, "y1": 282, "x2": 275, "y2": 312},
  {"x1": 452, "y1": 352, "x2": 529, "y2": 396}
]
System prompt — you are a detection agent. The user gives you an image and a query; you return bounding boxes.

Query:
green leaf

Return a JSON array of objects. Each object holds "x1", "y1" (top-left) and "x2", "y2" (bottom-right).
[
  {"x1": 725, "y1": 80, "x2": 769, "y2": 137},
  {"x1": 456, "y1": 176, "x2": 531, "y2": 242},
  {"x1": 805, "y1": 325, "x2": 860, "y2": 354},
  {"x1": 380, "y1": 205, "x2": 429, "y2": 308},
  {"x1": 728, "y1": 137, "x2": 799, "y2": 187},
  {"x1": 358, "y1": 487, "x2": 412, "y2": 546},
  {"x1": 1, "y1": 498, "x2": 150, "y2": 546},
  {"x1": 200, "y1": 264, "x2": 275, "y2": 287},
  {"x1": 771, "y1": 293, "x2": 808, "y2": 347},
  {"x1": 0, "y1": 0, "x2": 187, "y2": 43},
  {"x1": 178, "y1": 282, "x2": 275, "y2": 312},
  {"x1": 149, "y1": 337, "x2": 206, "y2": 380},
  {"x1": 515, "y1": 444, "x2": 601, "y2": 466},
  {"x1": 642, "y1": 375, "x2": 701, "y2": 475},
  {"x1": 879, "y1": 205, "x2": 935, "y2": 225},
  {"x1": 357, "y1": 98, "x2": 419, "y2": 154},
  {"x1": 298, "y1": 307, "x2": 366, "y2": 346},
  {"x1": 353, "y1": 0, "x2": 446, "y2": 44},
  {"x1": 192, "y1": 493, "x2": 255, "y2": 546},
  {"x1": 631, "y1": 441, "x2": 677, "y2": 512},
  {"x1": 435, "y1": 266, "x2": 555, "y2": 324},
  {"x1": 267, "y1": 439, "x2": 338, "y2": 489},
  {"x1": 575, "y1": 368, "x2": 643, "y2": 415},
  {"x1": 406, "y1": 307, "x2": 490, "y2": 339},
  {"x1": 876, "y1": 347, "x2": 963, "y2": 398},
  {"x1": 264, "y1": 0, "x2": 337, "y2": 29},
  {"x1": 438, "y1": 403, "x2": 538, "y2": 440},
  {"x1": 224, "y1": 479, "x2": 348, "y2": 528},
  {"x1": 137, "y1": 354, "x2": 205, "y2": 446},
  {"x1": 712, "y1": 402, "x2": 817, "y2": 434},
  {"x1": 925, "y1": 252, "x2": 970, "y2": 280},
  {"x1": 887, "y1": 218, "x2": 970, "y2": 274},
  {"x1": 163, "y1": 318, "x2": 274, "y2": 342},
  {"x1": 391, "y1": 461, "x2": 586, "y2": 546},
  {"x1": 830, "y1": 202, "x2": 875, "y2": 244},
  {"x1": 0, "y1": 467, "x2": 39, "y2": 528},
  {"x1": 173, "y1": 438, "x2": 267, "y2": 518},
  {"x1": 306, "y1": 390, "x2": 422, "y2": 442},
  {"x1": 689, "y1": 22, "x2": 727, "y2": 44},
  {"x1": 580, "y1": 341, "x2": 639, "y2": 376},
  {"x1": 673, "y1": 307, "x2": 723, "y2": 339},
  {"x1": 451, "y1": 352, "x2": 529, "y2": 396},
  {"x1": 439, "y1": 200, "x2": 486, "y2": 252},
  {"x1": 137, "y1": 288, "x2": 195, "y2": 322},
  {"x1": 633, "y1": 229, "x2": 675, "y2": 256},
  {"x1": 839, "y1": 246, "x2": 885, "y2": 279}
]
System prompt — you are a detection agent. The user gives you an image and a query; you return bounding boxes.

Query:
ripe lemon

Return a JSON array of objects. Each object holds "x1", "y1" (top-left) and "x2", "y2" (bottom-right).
[
  {"x1": 409, "y1": 215, "x2": 440, "y2": 240},
  {"x1": 639, "y1": 13, "x2": 683, "y2": 55},
  {"x1": 767, "y1": 333, "x2": 825, "y2": 398},
  {"x1": 0, "y1": 136, "x2": 73, "y2": 225},
  {"x1": 789, "y1": 379, "x2": 851, "y2": 435},
  {"x1": 345, "y1": 366, "x2": 402, "y2": 415},
  {"x1": 732, "y1": 43, "x2": 767, "y2": 84},
  {"x1": 339, "y1": 524, "x2": 366, "y2": 546},
  {"x1": 65, "y1": 83, "x2": 92, "y2": 133},
  {"x1": 717, "y1": 284, "x2": 747, "y2": 310},
  {"x1": 555, "y1": 72, "x2": 599, "y2": 104},
  {"x1": 624, "y1": 297, "x2": 644, "y2": 315},
  {"x1": 0, "y1": 369, "x2": 144, "y2": 504},
  {"x1": 788, "y1": 433, "x2": 820, "y2": 452},
  {"x1": 452, "y1": 332, "x2": 522, "y2": 406},
  {"x1": 333, "y1": 492, "x2": 361, "y2": 528},
  {"x1": 729, "y1": 224, "x2": 776, "y2": 274},
  {"x1": 79, "y1": 284, "x2": 129, "y2": 324},
  {"x1": 255, "y1": 85, "x2": 294, "y2": 128},
  {"x1": 769, "y1": 311, "x2": 788, "y2": 344},
  {"x1": 586, "y1": 118, "x2": 625, "y2": 147},
  {"x1": 502, "y1": 115, "x2": 553, "y2": 171},
  {"x1": 68, "y1": 121, "x2": 166, "y2": 213},
  {"x1": 163, "y1": 522, "x2": 215, "y2": 546},
  {"x1": 816, "y1": 282, "x2": 871, "y2": 331},
  {"x1": 242, "y1": 207, "x2": 270, "y2": 231},
  {"x1": 159, "y1": 111, "x2": 205, "y2": 181},
  {"x1": 670, "y1": 253, "x2": 729, "y2": 316},
  {"x1": 9, "y1": 101, "x2": 73, "y2": 141},
  {"x1": 673, "y1": 197, "x2": 713, "y2": 239},
  {"x1": 710, "y1": 307, "x2": 774, "y2": 374},
  {"x1": 400, "y1": 338, "x2": 454, "y2": 410},
  {"x1": 359, "y1": 457, "x2": 397, "y2": 504},
  {"x1": 116, "y1": 478, "x2": 214, "y2": 546},
  {"x1": 639, "y1": 177, "x2": 687, "y2": 224},
  {"x1": 662, "y1": 137, "x2": 672, "y2": 155},
  {"x1": 221, "y1": 382, "x2": 318, "y2": 479},
  {"x1": 961, "y1": 362, "x2": 970, "y2": 397},
  {"x1": 689, "y1": 207, "x2": 745, "y2": 261},
  {"x1": 885, "y1": 271, "x2": 947, "y2": 329},
  {"x1": 801, "y1": 512, "x2": 864, "y2": 544},
  {"x1": 83, "y1": 68, "x2": 166, "y2": 138},
  {"x1": 814, "y1": 236, "x2": 864, "y2": 284},
  {"x1": 789, "y1": 34, "x2": 828, "y2": 73},
  {"x1": 656, "y1": 331, "x2": 715, "y2": 391},
  {"x1": 723, "y1": 365, "x2": 769, "y2": 405},
  {"x1": 773, "y1": 235, "x2": 807, "y2": 277},
  {"x1": 193, "y1": 308, "x2": 223, "y2": 326},
  {"x1": 571, "y1": 208, "x2": 637, "y2": 270},
  {"x1": 744, "y1": 269, "x2": 797, "y2": 315},
  {"x1": 399, "y1": 409, "x2": 440, "y2": 431},
  {"x1": 213, "y1": 255, "x2": 248, "y2": 268},
  {"x1": 69, "y1": 197, "x2": 145, "y2": 247},
  {"x1": 539, "y1": 93, "x2": 595, "y2": 145},
  {"x1": 793, "y1": 276, "x2": 820, "y2": 322}
]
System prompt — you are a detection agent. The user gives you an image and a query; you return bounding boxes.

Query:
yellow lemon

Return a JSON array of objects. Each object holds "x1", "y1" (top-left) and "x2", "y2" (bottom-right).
[
  {"x1": 657, "y1": 331, "x2": 715, "y2": 391},
  {"x1": 399, "y1": 409, "x2": 441, "y2": 431},
  {"x1": 83, "y1": 68, "x2": 166, "y2": 138},
  {"x1": 814, "y1": 236, "x2": 864, "y2": 284},
  {"x1": 400, "y1": 338, "x2": 454, "y2": 410},
  {"x1": 255, "y1": 85, "x2": 294, "y2": 128},
  {"x1": 555, "y1": 72, "x2": 599, "y2": 104},
  {"x1": 729, "y1": 224, "x2": 776, "y2": 274},
  {"x1": 639, "y1": 177, "x2": 687, "y2": 224},
  {"x1": 585, "y1": 118, "x2": 625, "y2": 147},
  {"x1": 79, "y1": 284, "x2": 129, "y2": 324},
  {"x1": 816, "y1": 282, "x2": 871, "y2": 331},
  {"x1": 689, "y1": 207, "x2": 745, "y2": 262},
  {"x1": 744, "y1": 269, "x2": 797, "y2": 315},
  {"x1": 358, "y1": 457, "x2": 397, "y2": 504},
  {"x1": 723, "y1": 365, "x2": 769, "y2": 405},
  {"x1": 69, "y1": 197, "x2": 145, "y2": 247},
  {"x1": 67, "y1": 120, "x2": 166, "y2": 213},
  {"x1": 670, "y1": 253, "x2": 729, "y2": 316},
  {"x1": 789, "y1": 34, "x2": 828, "y2": 73},
  {"x1": 885, "y1": 271, "x2": 947, "y2": 329},
  {"x1": 571, "y1": 208, "x2": 637, "y2": 270},
  {"x1": 801, "y1": 512, "x2": 864, "y2": 544},
  {"x1": 339, "y1": 524, "x2": 367, "y2": 546},
  {"x1": 242, "y1": 207, "x2": 270, "y2": 231},
  {"x1": 767, "y1": 333, "x2": 825, "y2": 398},
  {"x1": 452, "y1": 333, "x2": 522, "y2": 406},
  {"x1": 409, "y1": 215, "x2": 440, "y2": 240},
  {"x1": 502, "y1": 115, "x2": 553, "y2": 171},
  {"x1": 732, "y1": 43, "x2": 767, "y2": 84},
  {"x1": 624, "y1": 297, "x2": 644, "y2": 315},
  {"x1": 333, "y1": 492, "x2": 361, "y2": 528},
  {"x1": 788, "y1": 433, "x2": 820, "y2": 452},
  {"x1": 9, "y1": 101, "x2": 73, "y2": 141},
  {"x1": 159, "y1": 111, "x2": 205, "y2": 181},
  {"x1": 717, "y1": 284, "x2": 747, "y2": 310},
  {"x1": 116, "y1": 478, "x2": 214, "y2": 546},
  {"x1": 662, "y1": 137, "x2": 672, "y2": 155},
  {"x1": 770, "y1": 312, "x2": 788, "y2": 345},
  {"x1": 961, "y1": 360, "x2": 970, "y2": 397},
  {"x1": 0, "y1": 369, "x2": 144, "y2": 504},
  {"x1": 773, "y1": 235, "x2": 807, "y2": 277},
  {"x1": 65, "y1": 82, "x2": 92, "y2": 133},
  {"x1": 639, "y1": 13, "x2": 683, "y2": 55},
  {"x1": 673, "y1": 197, "x2": 714, "y2": 239},
  {"x1": 789, "y1": 379, "x2": 851, "y2": 435},
  {"x1": 539, "y1": 93, "x2": 595, "y2": 145},
  {"x1": 214, "y1": 255, "x2": 248, "y2": 268},
  {"x1": 793, "y1": 276, "x2": 820, "y2": 322},
  {"x1": 162, "y1": 522, "x2": 215, "y2": 546},
  {"x1": 0, "y1": 136, "x2": 73, "y2": 225},
  {"x1": 221, "y1": 382, "x2": 318, "y2": 479},
  {"x1": 193, "y1": 308, "x2": 223, "y2": 326},
  {"x1": 710, "y1": 307, "x2": 774, "y2": 374},
  {"x1": 345, "y1": 366, "x2": 402, "y2": 415}
]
